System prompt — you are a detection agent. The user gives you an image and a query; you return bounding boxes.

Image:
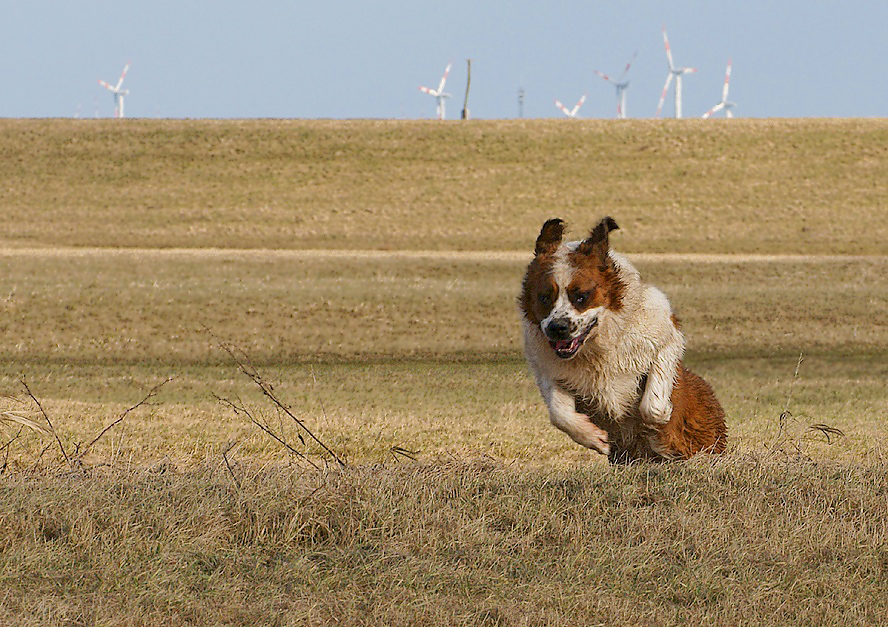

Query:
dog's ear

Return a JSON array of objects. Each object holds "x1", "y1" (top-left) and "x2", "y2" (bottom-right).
[
  {"x1": 576, "y1": 216, "x2": 619, "y2": 261},
  {"x1": 534, "y1": 218, "x2": 566, "y2": 256}
]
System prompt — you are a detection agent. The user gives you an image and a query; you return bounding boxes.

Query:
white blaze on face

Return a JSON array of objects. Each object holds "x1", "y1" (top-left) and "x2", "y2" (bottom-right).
[{"x1": 540, "y1": 244, "x2": 605, "y2": 358}]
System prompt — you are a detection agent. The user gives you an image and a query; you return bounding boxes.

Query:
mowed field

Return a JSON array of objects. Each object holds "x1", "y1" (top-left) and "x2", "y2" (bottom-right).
[{"x1": 0, "y1": 119, "x2": 886, "y2": 625}]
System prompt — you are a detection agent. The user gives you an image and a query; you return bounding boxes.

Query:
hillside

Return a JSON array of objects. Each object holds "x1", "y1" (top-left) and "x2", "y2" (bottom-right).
[{"x1": 2, "y1": 118, "x2": 886, "y2": 254}]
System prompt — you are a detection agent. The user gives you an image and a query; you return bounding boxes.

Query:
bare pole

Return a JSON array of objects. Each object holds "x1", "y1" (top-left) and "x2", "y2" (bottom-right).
[{"x1": 461, "y1": 59, "x2": 472, "y2": 120}]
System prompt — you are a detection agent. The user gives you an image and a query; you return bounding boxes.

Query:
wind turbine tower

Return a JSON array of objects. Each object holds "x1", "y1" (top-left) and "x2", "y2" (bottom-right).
[
  {"x1": 594, "y1": 52, "x2": 637, "y2": 119},
  {"x1": 98, "y1": 61, "x2": 131, "y2": 118},
  {"x1": 419, "y1": 62, "x2": 453, "y2": 120},
  {"x1": 656, "y1": 27, "x2": 696, "y2": 118},
  {"x1": 702, "y1": 59, "x2": 737, "y2": 118}
]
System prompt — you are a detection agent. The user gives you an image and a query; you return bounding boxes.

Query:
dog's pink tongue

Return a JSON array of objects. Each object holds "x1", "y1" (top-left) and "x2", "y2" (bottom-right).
[{"x1": 555, "y1": 340, "x2": 573, "y2": 351}]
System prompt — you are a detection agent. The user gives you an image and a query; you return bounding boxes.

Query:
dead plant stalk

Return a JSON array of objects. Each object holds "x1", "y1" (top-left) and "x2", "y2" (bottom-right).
[{"x1": 210, "y1": 332, "x2": 346, "y2": 468}]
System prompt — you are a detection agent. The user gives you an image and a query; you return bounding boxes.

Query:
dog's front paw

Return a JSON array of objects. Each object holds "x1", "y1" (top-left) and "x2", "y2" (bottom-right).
[
  {"x1": 580, "y1": 420, "x2": 610, "y2": 456},
  {"x1": 589, "y1": 431, "x2": 610, "y2": 457}
]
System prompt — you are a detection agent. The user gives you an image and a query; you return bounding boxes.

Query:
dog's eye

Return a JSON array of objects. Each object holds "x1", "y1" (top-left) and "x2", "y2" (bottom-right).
[
  {"x1": 538, "y1": 291, "x2": 554, "y2": 307},
  {"x1": 570, "y1": 290, "x2": 592, "y2": 307}
]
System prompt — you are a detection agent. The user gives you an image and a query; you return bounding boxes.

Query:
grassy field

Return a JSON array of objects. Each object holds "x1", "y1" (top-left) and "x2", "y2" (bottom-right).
[
  {"x1": 0, "y1": 119, "x2": 886, "y2": 625},
  {"x1": 2, "y1": 118, "x2": 887, "y2": 253}
]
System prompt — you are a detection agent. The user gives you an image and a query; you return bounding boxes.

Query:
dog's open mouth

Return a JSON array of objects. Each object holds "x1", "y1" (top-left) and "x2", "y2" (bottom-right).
[{"x1": 548, "y1": 319, "x2": 597, "y2": 359}]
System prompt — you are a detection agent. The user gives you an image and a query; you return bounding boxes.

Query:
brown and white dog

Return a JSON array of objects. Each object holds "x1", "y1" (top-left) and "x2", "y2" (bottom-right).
[{"x1": 520, "y1": 216, "x2": 726, "y2": 463}]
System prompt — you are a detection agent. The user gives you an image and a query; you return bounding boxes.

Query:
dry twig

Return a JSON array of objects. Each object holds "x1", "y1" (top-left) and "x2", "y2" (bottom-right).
[
  {"x1": 206, "y1": 327, "x2": 345, "y2": 468},
  {"x1": 13, "y1": 377, "x2": 172, "y2": 469},
  {"x1": 76, "y1": 377, "x2": 174, "y2": 460},
  {"x1": 390, "y1": 446, "x2": 419, "y2": 462},
  {"x1": 770, "y1": 353, "x2": 845, "y2": 457},
  {"x1": 214, "y1": 393, "x2": 320, "y2": 470},
  {"x1": 20, "y1": 379, "x2": 70, "y2": 465},
  {"x1": 222, "y1": 440, "x2": 242, "y2": 490}
]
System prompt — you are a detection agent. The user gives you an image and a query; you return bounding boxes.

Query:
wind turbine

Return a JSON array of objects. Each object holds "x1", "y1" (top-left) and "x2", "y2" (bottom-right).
[
  {"x1": 702, "y1": 59, "x2": 736, "y2": 118},
  {"x1": 594, "y1": 52, "x2": 637, "y2": 119},
  {"x1": 98, "y1": 61, "x2": 131, "y2": 118},
  {"x1": 419, "y1": 62, "x2": 452, "y2": 120},
  {"x1": 554, "y1": 94, "x2": 587, "y2": 118},
  {"x1": 656, "y1": 27, "x2": 697, "y2": 119}
]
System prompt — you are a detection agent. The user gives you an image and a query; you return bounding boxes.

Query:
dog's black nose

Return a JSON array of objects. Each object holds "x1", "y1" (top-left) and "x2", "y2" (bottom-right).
[{"x1": 545, "y1": 319, "x2": 571, "y2": 340}]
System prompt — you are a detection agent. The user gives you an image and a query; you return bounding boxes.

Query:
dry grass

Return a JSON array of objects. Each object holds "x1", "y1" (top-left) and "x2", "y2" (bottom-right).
[
  {"x1": 2, "y1": 118, "x2": 887, "y2": 253},
  {"x1": 0, "y1": 250, "x2": 884, "y2": 364},
  {"x1": 1, "y1": 459, "x2": 885, "y2": 625},
  {"x1": 0, "y1": 119, "x2": 886, "y2": 625},
  {"x1": 0, "y1": 249, "x2": 884, "y2": 468},
  {"x1": 1, "y1": 353, "x2": 883, "y2": 473}
]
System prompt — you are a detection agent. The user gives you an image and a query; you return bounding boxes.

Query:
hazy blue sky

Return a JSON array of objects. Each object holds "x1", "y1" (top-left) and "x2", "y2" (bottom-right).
[{"x1": 1, "y1": 1, "x2": 885, "y2": 119}]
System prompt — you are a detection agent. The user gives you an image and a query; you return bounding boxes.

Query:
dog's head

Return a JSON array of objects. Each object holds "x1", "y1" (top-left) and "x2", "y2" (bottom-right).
[{"x1": 520, "y1": 216, "x2": 624, "y2": 359}]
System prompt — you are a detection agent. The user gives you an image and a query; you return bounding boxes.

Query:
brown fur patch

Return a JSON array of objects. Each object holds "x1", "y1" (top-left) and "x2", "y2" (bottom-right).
[
  {"x1": 567, "y1": 216, "x2": 625, "y2": 312},
  {"x1": 576, "y1": 216, "x2": 619, "y2": 259},
  {"x1": 519, "y1": 256, "x2": 557, "y2": 326},
  {"x1": 657, "y1": 364, "x2": 727, "y2": 458},
  {"x1": 572, "y1": 363, "x2": 726, "y2": 463},
  {"x1": 534, "y1": 218, "x2": 565, "y2": 256},
  {"x1": 566, "y1": 249, "x2": 626, "y2": 312}
]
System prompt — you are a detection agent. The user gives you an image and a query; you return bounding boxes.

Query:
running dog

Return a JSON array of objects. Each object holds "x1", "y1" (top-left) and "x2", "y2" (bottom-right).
[{"x1": 520, "y1": 216, "x2": 726, "y2": 462}]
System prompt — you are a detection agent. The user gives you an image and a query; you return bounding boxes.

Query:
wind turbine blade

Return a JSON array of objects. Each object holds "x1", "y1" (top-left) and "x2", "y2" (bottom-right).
[
  {"x1": 722, "y1": 59, "x2": 733, "y2": 100},
  {"x1": 555, "y1": 100, "x2": 571, "y2": 117},
  {"x1": 656, "y1": 73, "x2": 673, "y2": 118},
  {"x1": 115, "y1": 62, "x2": 130, "y2": 90},
  {"x1": 574, "y1": 94, "x2": 587, "y2": 114},
  {"x1": 419, "y1": 86, "x2": 438, "y2": 96},
  {"x1": 618, "y1": 51, "x2": 638, "y2": 81},
  {"x1": 97, "y1": 79, "x2": 115, "y2": 92},
  {"x1": 702, "y1": 102, "x2": 725, "y2": 119},
  {"x1": 437, "y1": 63, "x2": 452, "y2": 93},
  {"x1": 662, "y1": 26, "x2": 675, "y2": 70},
  {"x1": 683, "y1": 67, "x2": 698, "y2": 74},
  {"x1": 594, "y1": 69, "x2": 614, "y2": 84}
]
